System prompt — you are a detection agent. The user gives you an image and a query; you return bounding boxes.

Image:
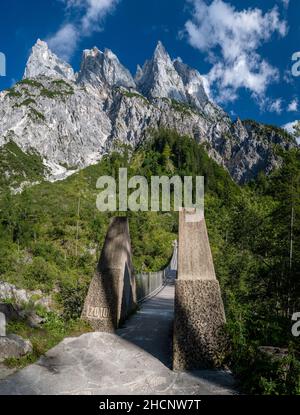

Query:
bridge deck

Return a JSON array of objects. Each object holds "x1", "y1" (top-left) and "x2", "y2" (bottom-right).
[
  {"x1": 0, "y1": 283, "x2": 236, "y2": 395},
  {"x1": 118, "y1": 282, "x2": 175, "y2": 368}
]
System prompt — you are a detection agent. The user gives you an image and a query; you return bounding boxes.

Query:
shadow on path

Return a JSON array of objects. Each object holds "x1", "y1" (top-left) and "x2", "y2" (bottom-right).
[
  {"x1": 0, "y1": 280, "x2": 237, "y2": 395},
  {"x1": 118, "y1": 281, "x2": 175, "y2": 368}
]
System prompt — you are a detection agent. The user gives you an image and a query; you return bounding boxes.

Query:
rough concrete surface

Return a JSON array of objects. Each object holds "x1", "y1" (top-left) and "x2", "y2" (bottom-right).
[
  {"x1": 178, "y1": 210, "x2": 216, "y2": 281},
  {"x1": 173, "y1": 280, "x2": 227, "y2": 370},
  {"x1": 0, "y1": 284, "x2": 236, "y2": 395},
  {"x1": 173, "y1": 210, "x2": 226, "y2": 370},
  {"x1": 81, "y1": 217, "x2": 136, "y2": 331}
]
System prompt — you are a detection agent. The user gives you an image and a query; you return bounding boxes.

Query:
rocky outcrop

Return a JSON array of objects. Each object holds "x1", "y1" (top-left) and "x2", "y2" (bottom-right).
[
  {"x1": 135, "y1": 42, "x2": 223, "y2": 119},
  {"x1": 0, "y1": 281, "x2": 52, "y2": 310},
  {"x1": 77, "y1": 47, "x2": 136, "y2": 89},
  {"x1": 24, "y1": 39, "x2": 75, "y2": 82},
  {"x1": 0, "y1": 313, "x2": 5, "y2": 337},
  {"x1": 0, "y1": 77, "x2": 111, "y2": 180},
  {"x1": 0, "y1": 311, "x2": 33, "y2": 361},
  {"x1": 135, "y1": 41, "x2": 187, "y2": 102},
  {"x1": 0, "y1": 303, "x2": 44, "y2": 328},
  {"x1": 0, "y1": 334, "x2": 32, "y2": 361},
  {"x1": 173, "y1": 59, "x2": 221, "y2": 117}
]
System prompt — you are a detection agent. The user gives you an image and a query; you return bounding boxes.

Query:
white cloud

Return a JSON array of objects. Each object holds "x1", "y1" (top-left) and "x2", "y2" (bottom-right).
[
  {"x1": 184, "y1": 0, "x2": 287, "y2": 104},
  {"x1": 269, "y1": 98, "x2": 283, "y2": 114},
  {"x1": 281, "y1": 0, "x2": 290, "y2": 9},
  {"x1": 81, "y1": 0, "x2": 118, "y2": 33},
  {"x1": 255, "y1": 96, "x2": 285, "y2": 114},
  {"x1": 48, "y1": 24, "x2": 79, "y2": 61},
  {"x1": 283, "y1": 120, "x2": 300, "y2": 144},
  {"x1": 201, "y1": 75, "x2": 212, "y2": 99},
  {"x1": 47, "y1": 0, "x2": 119, "y2": 60},
  {"x1": 287, "y1": 99, "x2": 298, "y2": 112}
]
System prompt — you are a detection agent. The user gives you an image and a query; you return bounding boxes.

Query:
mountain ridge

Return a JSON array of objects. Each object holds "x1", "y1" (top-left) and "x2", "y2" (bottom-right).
[{"x1": 0, "y1": 39, "x2": 296, "y2": 188}]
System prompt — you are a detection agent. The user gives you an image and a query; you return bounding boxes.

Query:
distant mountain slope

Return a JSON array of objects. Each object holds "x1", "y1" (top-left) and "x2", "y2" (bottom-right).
[
  {"x1": 0, "y1": 141, "x2": 46, "y2": 192},
  {"x1": 0, "y1": 39, "x2": 296, "y2": 188}
]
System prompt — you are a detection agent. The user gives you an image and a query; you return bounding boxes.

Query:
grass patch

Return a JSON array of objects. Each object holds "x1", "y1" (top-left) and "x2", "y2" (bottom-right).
[
  {"x1": 170, "y1": 99, "x2": 196, "y2": 115},
  {"x1": 6, "y1": 89, "x2": 22, "y2": 98},
  {"x1": 29, "y1": 108, "x2": 45, "y2": 122},
  {"x1": 17, "y1": 79, "x2": 43, "y2": 89},
  {"x1": 40, "y1": 87, "x2": 74, "y2": 99},
  {"x1": 121, "y1": 90, "x2": 149, "y2": 103},
  {"x1": 4, "y1": 314, "x2": 92, "y2": 369},
  {"x1": 13, "y1": 98, "x2": 37, "y2": 108}
]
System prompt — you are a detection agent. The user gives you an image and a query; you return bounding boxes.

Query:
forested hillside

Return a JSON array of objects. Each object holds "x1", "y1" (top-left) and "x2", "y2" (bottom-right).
[{"x1": 0, "y1": 130, "x2": 299, "y2": 393}]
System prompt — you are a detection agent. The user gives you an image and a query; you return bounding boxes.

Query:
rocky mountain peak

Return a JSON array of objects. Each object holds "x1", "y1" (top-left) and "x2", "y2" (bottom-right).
[
  {"x1": 173, "y1": 58, "x2": 200, "y2": 87},
  {"x1": 232, "y1": 117, "x2": 248, "y2": 137},
  {"x1": 173, "y1": 58, "x2": 210, "y2": 109},
  {"x1": 77, "y1": 46, "x2": 136, "y2": 89},
  {"x1": 0, "y1": 39, "x2": 295, "y2": 187},
  {"x1": 135, "y1": 41, "x2": 187, "y2": 102},
  {"x1": 23, "y1": 39, "x2": 76, "y2": 82},
  {"x1": 83, "y1": 46, "x2": 101, "y2": 58},
  {"x1": 153, "y1": 41, "x2": 170, "y2": 61}
]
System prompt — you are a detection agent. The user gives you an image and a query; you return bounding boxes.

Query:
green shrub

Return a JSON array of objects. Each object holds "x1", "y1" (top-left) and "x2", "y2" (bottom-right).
[
  {"x1": 57, "y1": 283, "x2": 89, "y2": 320},
  {"x1": 17, "y1": 79, "x2": 43, "y2": 88},
  {"x1": 23, "y1": 257, "x2": 58, "y2": 291},
  {"x1": 228, "y1": 344, "x2": 300, "y2": 395}
]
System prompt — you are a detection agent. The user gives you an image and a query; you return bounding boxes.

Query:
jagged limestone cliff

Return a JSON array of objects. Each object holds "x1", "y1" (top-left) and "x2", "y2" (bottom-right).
[{"x1": 0, "y1": 39, "x2": 296, "y2": 187}]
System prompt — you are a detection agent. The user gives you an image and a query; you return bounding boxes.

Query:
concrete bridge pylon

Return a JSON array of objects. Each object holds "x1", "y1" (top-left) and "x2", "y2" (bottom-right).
[
  {"x1": 173, "y1": 208, "x2": 226, "y2": 370},
  {"x1": 81, "y1": 217, "x2": 137, "y2": 332}
]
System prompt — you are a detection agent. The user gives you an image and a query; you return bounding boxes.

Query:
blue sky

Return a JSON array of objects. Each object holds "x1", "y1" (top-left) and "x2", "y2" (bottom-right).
[{"x1": 0, "y1": 0, "x2": 299, "y2": 131}]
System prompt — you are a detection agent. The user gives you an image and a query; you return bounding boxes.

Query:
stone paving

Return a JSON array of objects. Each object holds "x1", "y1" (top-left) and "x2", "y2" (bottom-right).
[{"x1": 0, "y1": 283, "x2": 236, "y2": 395}]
